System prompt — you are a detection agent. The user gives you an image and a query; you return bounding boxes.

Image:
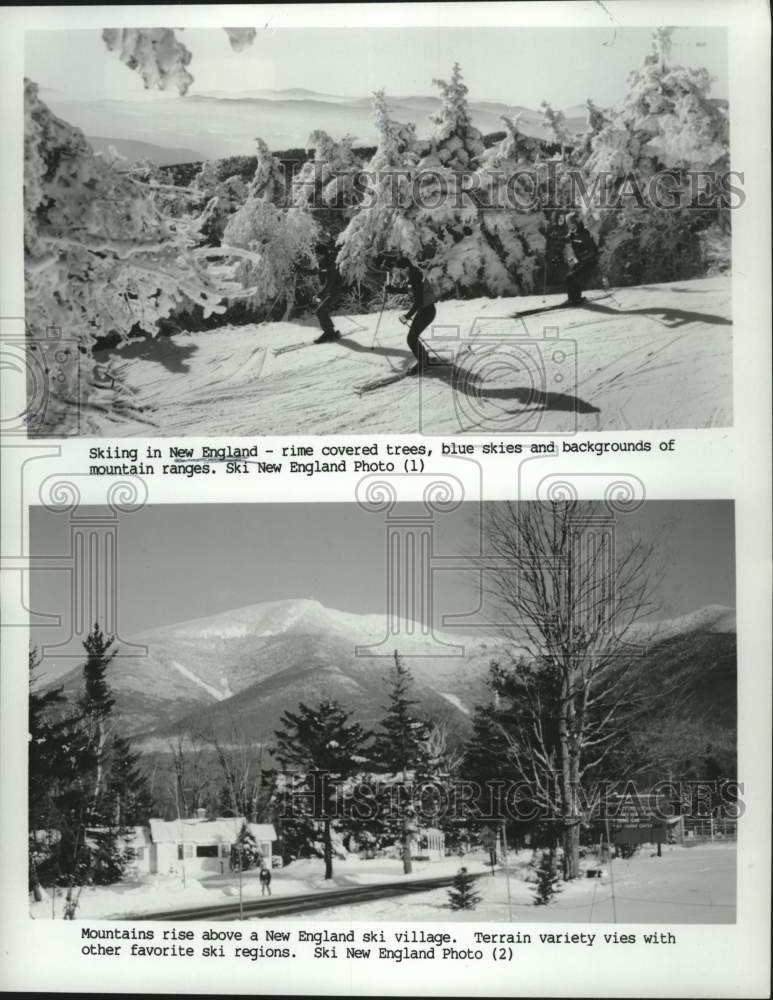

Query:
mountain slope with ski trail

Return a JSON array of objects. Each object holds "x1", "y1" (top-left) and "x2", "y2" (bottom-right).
[{"x1": 94, "y1": 276, "x2": 731, "y2": 436}]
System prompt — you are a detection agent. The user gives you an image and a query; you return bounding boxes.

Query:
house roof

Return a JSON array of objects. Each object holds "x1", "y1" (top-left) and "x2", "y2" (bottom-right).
[
  {"x1": 246, "y1": 823, "x2": 277, "y2": 842},
  {"x1": 148, "y1": 818, "x2": 277, "y2": 845},
  {"x1": 149, "y1": 817, "x2": 247, "y2": 845}
]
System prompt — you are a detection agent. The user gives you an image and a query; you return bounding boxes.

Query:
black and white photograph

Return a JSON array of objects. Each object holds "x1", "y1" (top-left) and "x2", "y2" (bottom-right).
[
  {"x1": 22, "y1": 23, "x2": 734, "y2": 437},
  {"x1": 27, "y1": 499, "x2": 737, "y2": 923}
]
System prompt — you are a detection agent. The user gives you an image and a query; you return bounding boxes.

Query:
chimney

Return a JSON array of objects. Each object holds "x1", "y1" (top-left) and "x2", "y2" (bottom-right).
[{"x1": 196, "y1": 807, "x2": 206, "y2": 821}]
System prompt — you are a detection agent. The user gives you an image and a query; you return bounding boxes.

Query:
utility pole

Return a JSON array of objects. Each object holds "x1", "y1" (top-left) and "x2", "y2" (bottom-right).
[
  {"x1": 501, "y1": 821, "x2": 513, "y2": 922},
  {"x1": 604, "y1": 815, "x2": 617, "y2": 924}
]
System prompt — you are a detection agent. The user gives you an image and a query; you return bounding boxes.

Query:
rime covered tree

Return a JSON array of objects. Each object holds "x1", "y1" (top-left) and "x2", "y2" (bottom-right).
[
  {"x1": 292, "y1": 130, "x2": 359, "y2": 214},
  {"x1": 24, "y1": 82, "x2": 252, "y2": 432},
  {"x1": 583, "y1": 27, "x2": 730, "y2": 284},
  {"x1": 336, "y1": 91, "x2": 419, "y2": 286},
  {"x1": 223, "y1": 196, "x2": 320, "y2": 319},
  {"x1": 249, "y1": 138, "x2": 288, "y2": 205},
  {"x1": 393, "y1": 64, "x2": 540, "y2": 297},
  {"x1": 101, "y1": 27, "x2": 256, "y2": 96}
]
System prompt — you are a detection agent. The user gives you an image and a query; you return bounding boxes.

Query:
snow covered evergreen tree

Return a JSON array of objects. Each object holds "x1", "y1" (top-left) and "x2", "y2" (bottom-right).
[
  {"x1": 249, "y1": 138, "x2": 288, "y2": 204},
  {"x1": 101, "y1": 27, "x2": 256, "y2": 96},
  {"x1": 230, "y1": 824, "x2": 263, "y2": 872},
  {"x1": 292, "y1": 130, "x2": 359, "y2": 213},
  {"x1": 24, "y1": 82, "x2": 250, "y2": 432},
  {"x1": 336, "y1": 91, "x2": 418, "y2": 286},
  {"x1": 379, "y1": 63, "x2": 542, "y2": 298},
  {"x1": 583, "y1": 27, "x2": 730, "y2": 284},
  {"x1": 223, "y1": 195, "x2": 320, "y2": 319}
]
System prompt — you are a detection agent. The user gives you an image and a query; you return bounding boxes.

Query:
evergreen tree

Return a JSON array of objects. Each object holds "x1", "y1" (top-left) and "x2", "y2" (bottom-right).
[
  {"x1": 24, "y1": 82, "x2": 242, "y2": 432},
  {"x1": 230, "y1": 823, "x2": 263, "y2": 872},
  {"x1": 190, "y1": 160, "x2": 249, "y2": 246},
  {"x1": 372, "y1": 652, "x2": 432, "y2": 874},
  {"x1": 249, "y1": 138, "x2": 288, "y2": 205},
  {"x1": 273, "y1": 700, "x2": 370, "y2": 879},
  {"x1": 583, "y1": 27, "x2": 730, "y2": 285},
  {"x1": 79, "y1": 623, "x2": 116, "y2": 820},
  {"x1": 447, "y1": 866, "x2": 482, "y2": 911},
  {"x1": 28, "y1": 649, "x2": 84, "y2": 897},
  {"x1": 224, "y1": 178, "x2": 320, "y2": 320},
  {"x1": 292, "y1": 130, "x2": 359, "y2": 213},
  {"x1": 105, "y1": 733, "x2": 152, "y2": 827},
  {"x1": 532, "y1": 847, "x2": 561, "y2": 905},
  {"x1": 373, "y1": 651, "x2": 430, "y2": 776},
  {"x1": 337, "y1": 91, "x2": 419, "y2": 286}
]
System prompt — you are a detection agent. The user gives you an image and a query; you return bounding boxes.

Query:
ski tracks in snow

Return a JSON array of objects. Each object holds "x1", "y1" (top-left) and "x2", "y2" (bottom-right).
[{"x1": 93, "y1": 276, "x2": 732, "y2": 436}]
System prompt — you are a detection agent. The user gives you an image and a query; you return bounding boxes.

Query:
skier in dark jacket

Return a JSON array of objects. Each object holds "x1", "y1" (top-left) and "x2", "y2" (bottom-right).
[
  {"x1": 297, "y1": 243, "x2": 343, "y2": 343},
  {"x1": 259, "y1": 865, "x2": 272, "y2": 896},
  {"x1": 564, "y1": 211, "x2": 598, "y2": 306},
  {"x1": 386, "y1": 256, "x2": 437, "y2": 375}
]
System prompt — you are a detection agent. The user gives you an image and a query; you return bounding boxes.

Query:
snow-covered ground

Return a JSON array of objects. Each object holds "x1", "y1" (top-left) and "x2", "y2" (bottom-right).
[
  {"x1": 293, "y1": 843, "x2": 736, "y2": 924},
  {"x1": 29, "y1": 854, "x2": 491, "y2": 920},
  {"x1": 30, "y1": 844, "x2": 735, "y2": 924},
  {"x1": 93, "y1": 276, "x2": 731, "y2": 435}
]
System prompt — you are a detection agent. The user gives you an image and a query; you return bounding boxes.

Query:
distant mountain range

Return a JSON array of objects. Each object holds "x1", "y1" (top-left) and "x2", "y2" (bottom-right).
[
  {"x1": 41, "y1": 88, "x2": 590, "y2": 165},
  {"x1": 43, "y1": 599, "x2": 736, "y2": 750}
]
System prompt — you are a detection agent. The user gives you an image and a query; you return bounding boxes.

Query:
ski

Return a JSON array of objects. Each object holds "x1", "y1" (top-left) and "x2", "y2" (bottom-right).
[
  {"x1": 272, "y1": 341, "x2": 311, "y2": 357},
  {"x1": 510, "y1": 292, "x2": 611, "y2": 320},
  {"x1": 354, "y1": 359, "x2": 454, "y2": 395},
  {"x1": 272, "y1": 337, "x2": 340, "y2": 357},
  {"x1": 354, "y1": 367, "x2": 414, "y2": 394}
]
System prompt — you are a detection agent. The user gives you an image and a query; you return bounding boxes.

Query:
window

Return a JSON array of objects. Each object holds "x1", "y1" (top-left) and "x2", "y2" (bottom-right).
[
  {"x1": 195, "y1": 844, "x2": 219, "y2": 858},
  {"x1": 177, "y1": 844, "x2": 194, "y2": 860}
]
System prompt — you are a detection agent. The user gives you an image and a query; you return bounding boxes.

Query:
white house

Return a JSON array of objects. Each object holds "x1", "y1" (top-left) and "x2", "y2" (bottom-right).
[{"x1": 143, "y1": 814, "x2": 277, "y2": 877}]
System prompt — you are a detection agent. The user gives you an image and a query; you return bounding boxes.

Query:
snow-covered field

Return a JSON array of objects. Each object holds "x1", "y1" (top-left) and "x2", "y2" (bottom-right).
[
  {"x1": 29, "y1": 854, "x2": 492, "y2": 920},
  {"x1": 291, "y1": 843, "x2": 737, "y2": 924},
  {"x1": 93, "y1": 276, "x2": 731, "y2": 436},
  {"x1": 30, "y1": 844, "x2": 735, "y2": 924}
]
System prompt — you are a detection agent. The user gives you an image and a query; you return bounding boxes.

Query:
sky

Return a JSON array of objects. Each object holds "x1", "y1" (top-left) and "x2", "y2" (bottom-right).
[
  {"x1": 25, "y1": 25, "x2": 728, "y2": 107},
  {"x1": 29, "y1": 501, "x2": 735, "y2": 646}
]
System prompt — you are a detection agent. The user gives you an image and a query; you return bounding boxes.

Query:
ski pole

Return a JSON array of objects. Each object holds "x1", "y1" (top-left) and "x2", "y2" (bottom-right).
[{"x1": 369, "y1": 282, "x2": 389, "y2": 351}]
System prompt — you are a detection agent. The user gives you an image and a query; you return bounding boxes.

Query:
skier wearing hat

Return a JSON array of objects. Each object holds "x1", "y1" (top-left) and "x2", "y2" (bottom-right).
[
  {"x1": 386, "y1": 256, "x2": 437, "y2": 376},
  {"x1": 564, "y1": 212, "x2": 598, "y2": 306}
]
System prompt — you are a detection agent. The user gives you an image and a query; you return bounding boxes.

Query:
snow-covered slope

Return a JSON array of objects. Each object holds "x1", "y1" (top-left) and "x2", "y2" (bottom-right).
[{"x1": 93, "y1": 276, "x2": 732, "y2": 436}]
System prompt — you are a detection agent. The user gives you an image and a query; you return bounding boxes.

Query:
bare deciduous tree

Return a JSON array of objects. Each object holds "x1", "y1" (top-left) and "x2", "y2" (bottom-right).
[{"x1": 485, "y1": 500, "x2": 657, "y2": 880}]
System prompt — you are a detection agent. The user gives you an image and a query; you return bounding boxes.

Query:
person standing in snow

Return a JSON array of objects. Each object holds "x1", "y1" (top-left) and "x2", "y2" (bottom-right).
[
  {"x1": 296, "y1": 242, "x2": 344, "y2": 344},
  {"x1": 386, "y1": 256, "x2": 437, "y2": 376},
  {"x1": 563, "y1": 211, "x2": 599, "y2": 306},
  {"x1": 259, "y1": 864, "x2": 272, "y2": 896}
]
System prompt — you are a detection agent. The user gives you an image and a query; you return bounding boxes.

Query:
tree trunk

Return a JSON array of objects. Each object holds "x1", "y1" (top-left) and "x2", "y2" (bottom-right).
[
  {"x1": 401, "y1": 820, "x2": 413, "y2": 875},
  {"x1": 562, "y1": 821, "x2": 581, "y2": 880},
  {"x1": 30, "y1": 858, "x2": 43, "y2": 902},
  {"x1": 323, "y1": 818, "x2": 333, "y2": 880}
]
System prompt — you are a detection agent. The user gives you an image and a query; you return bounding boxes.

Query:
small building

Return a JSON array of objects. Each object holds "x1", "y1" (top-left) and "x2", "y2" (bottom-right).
[
  {"x1": 146, "y1": 814, "x2": 277, "y2": 877},
  {"x1": 412, "y1": 827, "x2": 446, "y2": 862}
]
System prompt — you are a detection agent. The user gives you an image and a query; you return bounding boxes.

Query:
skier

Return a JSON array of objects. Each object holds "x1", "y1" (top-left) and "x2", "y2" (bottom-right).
[
  {"x1": 296, "y1": 242, "x2": 343, "y2": 344},
  {"x1": 563, "y1": 211, "x2": 598, "y2": 306},
  {"x1": 259, "y1": 864, "x2": 272, "y2": 896},
  {"x1": 386, "y1": 256, "x2": 437, "y2": 376}
]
